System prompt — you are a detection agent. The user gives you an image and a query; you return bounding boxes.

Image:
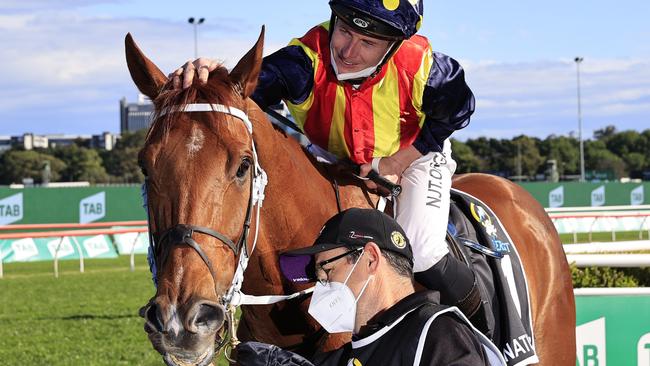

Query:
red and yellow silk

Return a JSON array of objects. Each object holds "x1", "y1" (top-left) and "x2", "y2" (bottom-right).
[{"x1": 286, "y1": 22, "x2": 434, "y2": 164}]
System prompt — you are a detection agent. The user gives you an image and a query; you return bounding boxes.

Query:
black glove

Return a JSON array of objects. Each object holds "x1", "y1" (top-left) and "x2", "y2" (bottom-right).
[{"x1": 236, "y1": 341, "x2": 315, "y2": 366}]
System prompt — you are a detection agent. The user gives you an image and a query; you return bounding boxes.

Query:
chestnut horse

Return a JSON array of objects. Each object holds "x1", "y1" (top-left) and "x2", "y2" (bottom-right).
[{"x1": 126, "y1": 29, "x2": 575, "y2": 366}]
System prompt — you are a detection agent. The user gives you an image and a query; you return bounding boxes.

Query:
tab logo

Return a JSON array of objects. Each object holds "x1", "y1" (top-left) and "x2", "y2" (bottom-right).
[
  {"x1": 0, "y1": 193, "x2": 23, "y2": 225},
  {"x1": 46, "y1": 237, "x2": 75, "y2": 258},
  {"x1": 549, "y1": 186, "x2": 564, "y2": 208},
  {"x1": 639, "y1": 333, "x2": 650, "y2": 366},
  {"x1": 631, "y1": 185, "x2": 644, "y2": 206},
  {"x1": 83, "y1": 235, "x2": 110, "y2": 258},
  {"x1": 591, "y1": 186, "x2": 605, "y2": 207},
  {"x1": 79, "y1": 192, "x2": 105, "y2": 224},
  {"x1": 11, "y1": 238, "x2": 38, "y2": 261},
  {"x1": 576, "y1": 317, "x2": 606, "y2": 366}
]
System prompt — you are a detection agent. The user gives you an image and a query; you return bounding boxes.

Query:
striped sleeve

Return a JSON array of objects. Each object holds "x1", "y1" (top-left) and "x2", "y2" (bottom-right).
[
  {"x1": 251, "y1": 45, "x2": 315, "y2": 110},
  {"x1": 412, "y1": 52, "x2": 475, "y2": 154}
]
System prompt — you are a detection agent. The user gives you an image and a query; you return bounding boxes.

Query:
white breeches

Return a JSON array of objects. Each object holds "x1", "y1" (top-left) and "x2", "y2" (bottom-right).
[{"x1": 395, "y1": 139, "x2": 456, "y2": 272}]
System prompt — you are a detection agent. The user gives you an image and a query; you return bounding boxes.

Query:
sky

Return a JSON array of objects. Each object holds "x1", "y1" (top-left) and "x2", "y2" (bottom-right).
[{"x1": 0, "y1": 0, "x2": 648, "y2": 141}]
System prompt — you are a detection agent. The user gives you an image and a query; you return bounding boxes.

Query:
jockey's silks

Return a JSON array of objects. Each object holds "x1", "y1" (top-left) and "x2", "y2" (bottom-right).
[{"x1": 286, "y1": 22, "x2": 434, "y2": 164}]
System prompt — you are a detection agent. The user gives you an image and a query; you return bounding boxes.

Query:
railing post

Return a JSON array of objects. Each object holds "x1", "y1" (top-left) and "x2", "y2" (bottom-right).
[
  {"x1": 588, "y1": 217, "x2": 598, "y2": 242},
  {"x1": 71, "y1": 237, "x2": 84, "y2": 273},
  {"x1": 53, "y1": 236, "x2": 65, "y2": 278},
  {"x1": 640, "y1": 216, "x2": 649, "y2": 240},
  {"x1": 129, "y1": 233, "x2": 139, "y2": 272}
]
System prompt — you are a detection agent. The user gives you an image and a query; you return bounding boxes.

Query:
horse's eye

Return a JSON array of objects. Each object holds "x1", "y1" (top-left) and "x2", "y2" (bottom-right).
[{"x1": 236, "y1": 158, "x2": 252, "y2": 179}]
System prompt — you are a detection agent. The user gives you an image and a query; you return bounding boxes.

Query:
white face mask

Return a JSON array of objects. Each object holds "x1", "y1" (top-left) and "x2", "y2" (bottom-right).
[{"x1": 307, "y1": 250, "x2": 373, "y2": 333}]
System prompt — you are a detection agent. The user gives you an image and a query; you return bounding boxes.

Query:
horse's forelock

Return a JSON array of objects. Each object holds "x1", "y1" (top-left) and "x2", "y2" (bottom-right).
[{"x1": 146, "y1": 65, "x2": 237, "y2": 142}]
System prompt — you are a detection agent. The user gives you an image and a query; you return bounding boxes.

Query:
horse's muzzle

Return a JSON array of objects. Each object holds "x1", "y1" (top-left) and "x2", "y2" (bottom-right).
[{"x1": 139, "y1": 299, "x2": 226, "y2": 366}]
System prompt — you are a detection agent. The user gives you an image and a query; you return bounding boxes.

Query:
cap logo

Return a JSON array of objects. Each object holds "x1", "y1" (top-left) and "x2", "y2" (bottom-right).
[
  {"x1": 390, "y1": 231, "x2": 406, "y2": 249},
  {"x1": 349, "y1": 231, "x2": 373, "y2": 240},
  {"x1": 353, "y1": 17, "x2": 369, "y2": 28}
]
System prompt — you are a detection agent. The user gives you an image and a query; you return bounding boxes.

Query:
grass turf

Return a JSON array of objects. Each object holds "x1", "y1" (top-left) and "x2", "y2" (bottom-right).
[{"x1": 0, "y1": 256, "x2": 230, "y2": 366}]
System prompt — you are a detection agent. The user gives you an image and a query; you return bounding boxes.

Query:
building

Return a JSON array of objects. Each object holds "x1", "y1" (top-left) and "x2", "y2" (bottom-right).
[
  {"x1": 2, "y1": 132, "x2": 118, "y2": 152},
  {"x1": 120, "y1": 94, "x2": 154, "y2": 133},
  {"x1": 118, "y1": 96, "x2": 309, "y2": 146}
]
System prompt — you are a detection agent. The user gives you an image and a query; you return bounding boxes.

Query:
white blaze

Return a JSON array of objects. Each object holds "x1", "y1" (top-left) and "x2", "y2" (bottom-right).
[{"x1": 186, "y1": 127, "x2": 205, "y2": 157}]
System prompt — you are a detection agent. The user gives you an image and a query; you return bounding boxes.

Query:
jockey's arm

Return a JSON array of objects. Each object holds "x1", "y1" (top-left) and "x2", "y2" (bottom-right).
[
  {"x1": 169, "y1": 46, "x2": 314, "y2": 111},
  {"x1": 360, "y1": 52, "x2": 475, "y2": 188}
]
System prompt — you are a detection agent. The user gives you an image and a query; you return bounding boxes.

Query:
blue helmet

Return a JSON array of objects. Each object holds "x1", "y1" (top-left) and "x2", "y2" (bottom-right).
[{"x1": 329, "y1": 0, "x2": 424, "y2": 40}]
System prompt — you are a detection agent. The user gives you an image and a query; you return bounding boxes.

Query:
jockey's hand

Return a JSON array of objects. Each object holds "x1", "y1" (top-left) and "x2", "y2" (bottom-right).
[
  {"x1": 359, "y1": 146, "x2": 422, "y2": 190},
  {"x1": 168, "y1": 58, "x2": 219, "y2": 89},
  {"x1": 359, "y1": 156, "x2": 402, "y2": 191}
]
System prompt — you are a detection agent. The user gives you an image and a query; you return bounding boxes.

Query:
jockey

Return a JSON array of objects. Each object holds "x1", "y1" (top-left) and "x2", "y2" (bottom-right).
[{"x1": 173, "y1": 0, "x2": 484, "y2": 330}]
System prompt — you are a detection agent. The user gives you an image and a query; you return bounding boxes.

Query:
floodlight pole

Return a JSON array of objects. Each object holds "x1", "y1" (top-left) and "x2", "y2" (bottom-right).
[
  {"x1": 188, "y1": 17, "x2": 205, "y2": 59},
  {"x1": 575, "y1": 57, "x2": 585, "y2": 182}
]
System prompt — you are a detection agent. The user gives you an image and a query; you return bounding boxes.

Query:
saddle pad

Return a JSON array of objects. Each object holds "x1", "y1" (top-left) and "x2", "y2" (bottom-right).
[{"x1": 451, "y1": 188, "x2": 539, "y2": 366}]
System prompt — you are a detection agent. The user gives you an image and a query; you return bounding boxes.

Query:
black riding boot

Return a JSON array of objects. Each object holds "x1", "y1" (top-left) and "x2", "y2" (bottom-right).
[{"x1": 414, "y1": 253, "x2": 489, "y2": 334}]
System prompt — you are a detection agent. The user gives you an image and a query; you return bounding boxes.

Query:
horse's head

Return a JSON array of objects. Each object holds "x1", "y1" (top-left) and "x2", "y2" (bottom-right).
[{"x1": 125, "y1": 29, "x2": 265, "y2": 366}]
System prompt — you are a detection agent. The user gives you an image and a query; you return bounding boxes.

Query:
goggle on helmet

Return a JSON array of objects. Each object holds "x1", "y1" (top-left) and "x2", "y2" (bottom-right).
[{"x1": 329, "y1": 0, "x2": 424, "y2": 41}]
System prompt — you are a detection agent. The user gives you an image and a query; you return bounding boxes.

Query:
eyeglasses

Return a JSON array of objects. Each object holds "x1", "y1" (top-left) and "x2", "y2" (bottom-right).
[{"x1": 315, "y1": 247, "x2": 363, "y2": 285}]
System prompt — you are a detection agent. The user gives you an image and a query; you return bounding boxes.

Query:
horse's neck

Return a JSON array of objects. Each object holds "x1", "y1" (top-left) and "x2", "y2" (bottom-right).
[{"x1": 247, "y1": 101, "x2": 371, "y2": 253}]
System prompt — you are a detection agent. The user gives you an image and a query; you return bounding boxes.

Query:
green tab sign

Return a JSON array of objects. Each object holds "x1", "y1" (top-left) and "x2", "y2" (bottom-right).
[
  {"x1": 0, "y1": 235, "x2": 118, "y2": 263},
  {"x1": 576, "y1": 294, "x2": 650, "y2": 365}
]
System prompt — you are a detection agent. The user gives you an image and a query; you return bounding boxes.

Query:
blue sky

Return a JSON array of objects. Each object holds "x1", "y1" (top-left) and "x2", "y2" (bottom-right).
[{"x1": 0, "y1": 0, "x2": 648, "y2": 140}]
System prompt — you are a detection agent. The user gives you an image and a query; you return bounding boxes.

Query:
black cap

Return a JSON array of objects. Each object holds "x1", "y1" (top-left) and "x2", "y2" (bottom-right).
[
  {"x1": 330, "y1": 2, "x2": 405, "y2": 41},
  {"x1": 279, "y1": 208, "x2": 413, "y2": 283}
]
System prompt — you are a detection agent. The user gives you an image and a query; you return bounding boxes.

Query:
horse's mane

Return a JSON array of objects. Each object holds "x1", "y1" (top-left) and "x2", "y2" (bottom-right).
[{"x1": 146, "y1": 65, "x2": 237, "y2": 142}]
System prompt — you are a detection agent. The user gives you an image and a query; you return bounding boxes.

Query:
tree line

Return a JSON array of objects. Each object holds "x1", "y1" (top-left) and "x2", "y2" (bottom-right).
[
  {"x1": 452, "y1": 126, "x2": 650, "y2": 180},
  {"x1": 0, "y1": 130, "x2": 146, "y2": 185},
  {"x1": 1, "y1": 125, "x2": 648, "y2": 185}
]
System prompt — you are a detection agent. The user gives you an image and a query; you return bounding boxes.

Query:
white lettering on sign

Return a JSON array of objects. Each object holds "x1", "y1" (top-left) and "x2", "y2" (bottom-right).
[
  {"x1": 46, "y1": 237, "x2": 75, "y2": 258},
  {"x1": 83, "y1": 235, "x2": 110, "y2": 258},
  {"x1": 591, "y1": 186, "x2": 606, "y2": 207},
  {"x1": 549, "y1": 186, "x2": 564, "y2": 208},
  {"x1": 638, "y1": 333, "x2": 650, "y2": 366},
  {"x1": 10, "y1": 238, "x2": 38, "y2": 261},
  {"x1": 0, "y1": 193, "x2": 23, "y2": 225},
  {"x1": 79, "y1": 192, "x2": 106, "y2": 224},
  {"x1": 631, "y1": 186, "x2": 644, "y2": 206},
  {"x1": 576, "y1": 317, "x2": 606, "y2": 366}
]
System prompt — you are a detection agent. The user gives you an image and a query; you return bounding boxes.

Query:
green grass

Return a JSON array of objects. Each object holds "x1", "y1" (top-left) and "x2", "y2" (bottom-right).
[
  {"x1": 0, "y1": 256, "x2": 230, "y2": 366},
  {"x1": 559, "y1": 230, "x2": 648, "y2": 244}
]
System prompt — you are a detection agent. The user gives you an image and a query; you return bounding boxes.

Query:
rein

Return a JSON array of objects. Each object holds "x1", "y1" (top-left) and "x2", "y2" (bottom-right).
[{"x1": 144, "y1": 102, "x2": 315, "y2": 360}]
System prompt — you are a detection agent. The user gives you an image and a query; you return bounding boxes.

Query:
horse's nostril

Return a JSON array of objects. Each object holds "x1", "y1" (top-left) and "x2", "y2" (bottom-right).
[
  {"x1": 145, "y1": 303, "x2": 164, "y2": 332},
  {"x1": 188, "y1": 302, "x2": 225, "y2": 334}
]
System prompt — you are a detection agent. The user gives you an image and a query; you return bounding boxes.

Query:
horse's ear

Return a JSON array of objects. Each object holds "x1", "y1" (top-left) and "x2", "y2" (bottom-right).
[
  {"x1": 125, "y1": 33, "x2": 168, "y2": 100},
  {"x1": 229, "y1": 26, "x2": 265, "y2": 99}
]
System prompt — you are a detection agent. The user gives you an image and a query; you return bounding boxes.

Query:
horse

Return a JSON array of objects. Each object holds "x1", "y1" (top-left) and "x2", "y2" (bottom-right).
[{"x1": 125, "y1": 28, "x2": 576, "y2": 366}]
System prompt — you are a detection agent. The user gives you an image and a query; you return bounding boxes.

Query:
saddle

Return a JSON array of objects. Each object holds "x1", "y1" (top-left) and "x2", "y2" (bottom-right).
[{"x1": 446, "y1": 189, "x2": 538, "y2": 366}]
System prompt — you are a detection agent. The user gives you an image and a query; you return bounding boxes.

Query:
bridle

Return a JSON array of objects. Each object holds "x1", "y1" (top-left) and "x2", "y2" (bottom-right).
[{"x1": 143, "y1": 102, "x2": 312, "y2": 358}]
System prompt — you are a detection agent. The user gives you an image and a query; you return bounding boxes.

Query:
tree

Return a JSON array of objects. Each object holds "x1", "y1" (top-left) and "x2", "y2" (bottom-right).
[
  {"x1": 539, "y1": 135, "x2": 579, "y2": 176},
  {"x1": 593, "y1": 125, "x2": 617, "y2": 142},
  {"x1": 52, "y1": 145, "x2": 110, "y2": 183},
  {"x1": 584, "y1": 140, "x2": 626, "y2": 179},
  {"x1": 450, "y1": 139, "x2": 481, "y2": 173},
  {"x1": 100, "y1": 130, "x2": 146, "y2": 183},
  {"x1": 0, "y1": 150, "x2": 66, "y2": 184},
  {"x1": 510, "y1": 136, "x2": 544, "y2": 178}
]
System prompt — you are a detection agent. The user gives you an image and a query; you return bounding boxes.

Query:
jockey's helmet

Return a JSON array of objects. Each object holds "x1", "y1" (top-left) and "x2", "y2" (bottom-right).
[{"x1": 329, "y1": 0, "x2": 424, "y2": 40}]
